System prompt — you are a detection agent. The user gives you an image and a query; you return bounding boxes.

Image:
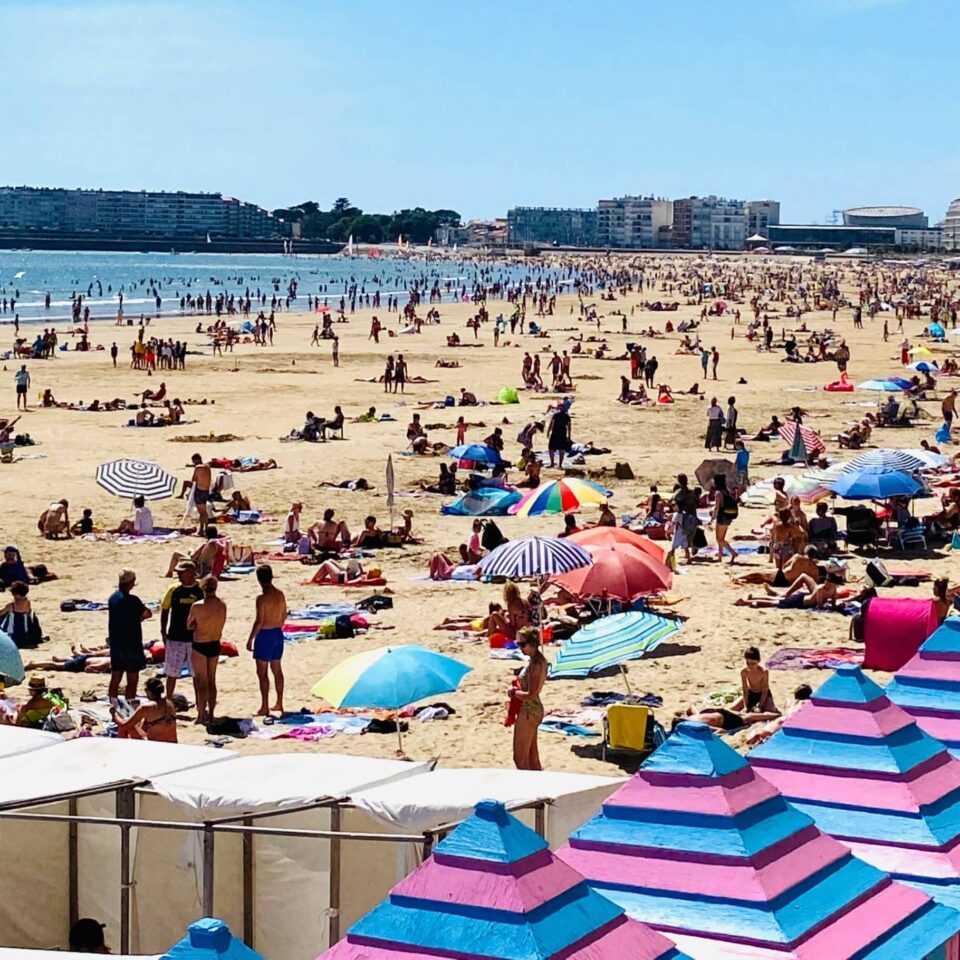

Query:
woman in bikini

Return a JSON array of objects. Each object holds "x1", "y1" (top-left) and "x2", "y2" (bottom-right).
[
  {"x1": 114, "y1": 676, "x2": 178, "y2": 742},
  {"x1": 510, "y1": 627, "x2": 546, "y2": 770}
]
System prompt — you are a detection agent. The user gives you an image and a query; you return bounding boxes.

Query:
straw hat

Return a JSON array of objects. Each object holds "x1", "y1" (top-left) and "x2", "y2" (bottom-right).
[
  {"x1": 28, "y1": 675, "x2": 47, "y2": 693},
  {"x1": 403, "y1": 509, "x2": 414, "y2": 518}
]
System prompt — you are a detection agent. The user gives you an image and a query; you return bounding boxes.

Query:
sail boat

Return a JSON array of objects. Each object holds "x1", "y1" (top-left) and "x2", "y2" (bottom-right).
[
  {"x1": 347, "y1": 234, "x2": 355, "y2": 257},
  {"x1": 206, "y1": 233, "x2": 211, "y2": 244}
]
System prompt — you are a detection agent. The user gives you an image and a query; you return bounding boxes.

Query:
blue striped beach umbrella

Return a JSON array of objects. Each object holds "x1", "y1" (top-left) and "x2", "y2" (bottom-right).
[
  {"x1": 841, "y1": 449, "x2": 926, "y2": 474},
  {"x1": 551, "y1": 612, "x2": 681, "y2": 679},
  {"x1": 479, "y1": 535, "x2": 592, "y2": 579},
  {"x1": 0, "y1": 628, "x2": 24, "y2": 686}
]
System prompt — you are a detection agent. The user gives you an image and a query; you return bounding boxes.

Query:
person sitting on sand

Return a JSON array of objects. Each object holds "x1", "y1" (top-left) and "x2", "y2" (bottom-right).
[
  {"x1": 394, "y1": 508, "x2": 417, "y2": 544},
  {"x1": 735, "y1": 571, "x2": 843, "y2": 609},
  {"x1": 11, "y1": 675, "x2": 56, "y2": 729},
  {"x1": 733, "y1": 646, "x2": 777, "y2": 714},
  {"x1": 460, "y1": 388, "x2": 478, "y2": 406},
  {"x1": 311, "y1": 557, "x2": 365, "y2": 584},
  {"x1": 283, "y1": 503, "x2": 302, "y2": 544},
  {"x1": 751, "y1": 415, "x2": 782, "y2": 441},
  {"x1": 114, "y1": 676, "x2": 177, "y2": 743},
  {"x1": 134, "y1": 403, "x2": 156, "y2": 426},
  {"x1": 734, "y1": 545, "x2": 821, "y2": 588},
  {"x1": 807, "y1": 502, "x2": 839, "y2": 556},
  {"x1": 746, "y1": 684, "x2": 813, "y2": 745},
  {"x1": 165, "y1": 526, "x2": 221, "y2": 578},
  {"x1": 354, "y1": 516, "x2": 385, "y2": 548},
  {"x1": 217, "y1": 491, "x2": 252, "y2": 518},
  {"x1": 407, "y1": 414, "x2": 429, "y2": 454},
  {"x1": 0, "y1": 546, "x2": 43, "y2": 588},
  {"x1": 596, "y1": 502, "x2": 617, "y2": 527},
  {"x1": 71, "y1": 508, "x2": 95, "y2": 536},
  {"x1": 423, "y1": 462, "x2": 457, "y2": 495},
  {"x1": 516, "y1": 454, "x2": 541, "y2": 489},
  {"x1": 114, "y1": 495, "x2": 154, "y2": 536},
  {"x1": 308, "y1": 509, "x2": 350, "y2": 553},
  {"x1": 356, "y1": 406, "x2": 378, "y2": 422}
]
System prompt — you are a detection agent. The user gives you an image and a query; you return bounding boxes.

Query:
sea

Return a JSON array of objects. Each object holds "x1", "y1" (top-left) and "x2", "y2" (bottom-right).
[{"x1": 0, "y1": 250, "x2": 581, "y2": 326}]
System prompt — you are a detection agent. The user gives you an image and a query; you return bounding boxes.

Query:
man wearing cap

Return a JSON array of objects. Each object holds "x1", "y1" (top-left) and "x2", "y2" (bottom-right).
[
  {"x1": 108, "y1": 568, "x2": 153, "y2": 703},
  {"x1": 161, "y1": 560, "x2": 203, "y2": 698}
]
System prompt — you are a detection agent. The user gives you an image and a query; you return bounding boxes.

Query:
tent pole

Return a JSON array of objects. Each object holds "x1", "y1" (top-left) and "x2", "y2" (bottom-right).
[
  {"x1": 396, "y1": 721, "x2": 404, "y2": 757},
  {"x1": 534, "y1": 803, "x2": 546, "y2": 838},
  {"x1": 202, "y1": 823, "x2": 215, "y2": 917},
  {"x1": 68, "y1": 797, "x2": 79, "y2": 930},
  {"x1": 116, "y1": 786, "x2": 135, "y2": 955},
  {"x1": 328, "y1": 805, "x2": 342, "y2": 946},
  {"x1": 242, "y1": 817, "x2": 254, "y2": 946}
]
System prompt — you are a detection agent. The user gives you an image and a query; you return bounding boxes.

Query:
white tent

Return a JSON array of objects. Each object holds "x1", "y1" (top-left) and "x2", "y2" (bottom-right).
[
  {"x1": 0, "y1": 726, "x2": 61, "y2": 760},
  {"x1": 0, "y1": 739, "x2": 234, "y2": 953},
  {"x1": 142, "y1": 754, "x2": 433, "y2": 960}
]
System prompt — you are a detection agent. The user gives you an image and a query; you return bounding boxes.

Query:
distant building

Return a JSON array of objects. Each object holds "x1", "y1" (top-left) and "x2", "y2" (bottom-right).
[
  {"x1": 506, "y1": 207, "x2": 597, "y2": 247},
  {"x1": 672, "y1": 196, "x2": 746, "y2": 250},
  {"x1": 895, "y1": 226, "x2": 943, "y2": 251},
  {"x1": 596, "y1": 196, "x2": 673, "y2": 248},
  {"x1": 768, "y1": 224, "x2": 896, "y2": 250},
  {"x1": 435, "y1": 219, "x2": 507, "y2": 247},
  {"x1": 0, "y1": 186, "x2": 276, "y2": 238},
  {"x1": 944, "y1": 198, "x2": 960, "y2": 252},
  {"x1": 843, "y1": 205, "x2": 927, "y2": 229},
  {"x1": 745, "y1": 200, "x2": 780, "y2": 237}
]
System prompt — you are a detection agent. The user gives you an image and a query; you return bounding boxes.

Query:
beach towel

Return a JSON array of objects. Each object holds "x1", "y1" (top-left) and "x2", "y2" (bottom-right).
[
  {"x1": 287, "y1": 603, "x2": 357, "y2": 620},
  {"x1": 768, "y1": 646, "x2": 865, "y2": 670}
]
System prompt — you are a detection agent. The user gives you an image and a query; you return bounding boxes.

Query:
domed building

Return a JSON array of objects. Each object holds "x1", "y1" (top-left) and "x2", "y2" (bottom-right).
[{"x1": 843, "y1": 205, "x2": 927, "y2": 228}]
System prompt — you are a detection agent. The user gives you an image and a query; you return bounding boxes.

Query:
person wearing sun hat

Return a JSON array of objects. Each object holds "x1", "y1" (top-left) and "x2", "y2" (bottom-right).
[{"x1": 14, "y1": 674, "x2": 53, "y2": 728}]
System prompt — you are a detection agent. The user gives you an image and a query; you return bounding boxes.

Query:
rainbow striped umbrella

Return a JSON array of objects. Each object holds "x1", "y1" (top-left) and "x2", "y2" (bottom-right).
[{"x1": 510, "y1": 477, "x2": 612, "y2": 517}]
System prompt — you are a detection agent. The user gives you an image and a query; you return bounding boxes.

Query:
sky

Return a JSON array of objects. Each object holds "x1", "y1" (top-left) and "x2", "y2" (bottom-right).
[{"x1": 2, "y1": 0, "x2": 958, "y2": 224}]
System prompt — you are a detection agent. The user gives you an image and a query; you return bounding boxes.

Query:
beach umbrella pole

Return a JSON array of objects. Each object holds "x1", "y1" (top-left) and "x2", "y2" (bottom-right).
[{"x1": 619, "y1": 662, "x2": 633, "y2": 695}]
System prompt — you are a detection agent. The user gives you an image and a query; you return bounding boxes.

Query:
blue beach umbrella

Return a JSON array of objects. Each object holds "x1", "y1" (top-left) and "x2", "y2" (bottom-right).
[
  {"x1": 441, "y1": 488, "x2": 521, "y2": 516},
  {"x1": 551, "y1": 612, "x2": 681, "y2": 679},
  {"x1": 830, "y1": 467, "x2": 922, "y2": 500},
  {"x1": 907, "y1": 361, "x2": 939, "y2": 374},
  {"x1": 0, "y1": 629, "x2": 24, "y2": 686},
  {"x1": 161, "y1": 918, "x2": 264, "y2": 960},
  {"x1": 857, "y1": 379, "x2": 905, "y2": 392},
  {"x1": 448, "y1": 443, "x2": 506, "y2": 466}
]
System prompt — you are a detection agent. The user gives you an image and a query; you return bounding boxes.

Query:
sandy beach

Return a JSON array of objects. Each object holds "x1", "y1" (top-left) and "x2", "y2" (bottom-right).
[{"x1": 2, "y1": 251, "x2": 956, "y2": 773}]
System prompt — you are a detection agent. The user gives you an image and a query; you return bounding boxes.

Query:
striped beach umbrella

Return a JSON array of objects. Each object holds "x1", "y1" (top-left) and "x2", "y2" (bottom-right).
[
  {"x1": 550, "y1": 612, "x2": 680, "y2": 679},
  {"x1": 559, "y1": 722, "x2": 960, "y2": 959},
  {"x1": 317, "y1": 799, "x2": 690, "y2": 960},
  {"x1": 479, "y1": 535, "x2": 592, "y2": 579},
  {"x1": 0, "y1": 629, "x2": 24, "y2": 686},
  {"x1": 841, "y1": 449, "x2": 926, "y2": 474},
  {"x1": 751, "y1": 666, "x2": 960, "y2": 909},
  {"x1": 96, "y1": 459, "x2": 176, "y2": 500},
  {"x1": 777, "y1": 421, "x2": 826, "y2": 454},
  {"x1": 741, "y1": 475, "x2": 830, "y2": 507},
  {"x1": 510, "y1": 477, "x2": 612, "y2": 517}
]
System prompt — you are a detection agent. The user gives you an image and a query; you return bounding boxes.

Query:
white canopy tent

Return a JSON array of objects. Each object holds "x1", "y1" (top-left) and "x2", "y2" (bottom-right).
[
  {"x1": 0, "y1": 739, "x2": 234, "y2": 953},
  {"x1": 140, "y1": 754, "x2": 434, "y2": 960},
  {"x1": 0, "y1": 727, "x2": 61, "y2": 760}
]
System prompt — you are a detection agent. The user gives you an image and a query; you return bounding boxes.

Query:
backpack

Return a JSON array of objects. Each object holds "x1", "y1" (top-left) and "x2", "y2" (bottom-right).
[
  {"x1": 335, "y1": 614, "x2": 355, "y2": 639},
  {"x1": 481, "y1": 520, "x2": 508, "y2": 552}
]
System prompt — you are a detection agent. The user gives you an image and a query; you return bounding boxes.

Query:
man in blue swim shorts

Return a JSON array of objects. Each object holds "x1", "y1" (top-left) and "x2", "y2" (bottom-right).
[{"x1": 246, "y1": 564, "x2": 287, "y2": 716}]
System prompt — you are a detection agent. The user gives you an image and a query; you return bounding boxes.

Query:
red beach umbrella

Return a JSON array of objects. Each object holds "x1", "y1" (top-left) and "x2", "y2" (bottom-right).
[{"x1": 550, "y1": 543, "x2": 672, "y2": 601}]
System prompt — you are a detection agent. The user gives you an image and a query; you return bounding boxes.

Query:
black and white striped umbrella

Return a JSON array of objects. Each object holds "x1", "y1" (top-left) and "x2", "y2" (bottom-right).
[
  {"x1": 479, "y1": 535, "x2": 593, "y2": 579},
  {"x1": 96, "y1": 459, "x2": 176, "y2": 500},
  {"x1": 842, "y1": 449, "x2": 926, "y2": 474}
]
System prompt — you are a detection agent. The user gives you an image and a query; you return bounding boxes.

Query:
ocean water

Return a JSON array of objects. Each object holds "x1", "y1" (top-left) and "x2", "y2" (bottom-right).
[{"x1": 0, "y1": 250, "x2": 578, "y2": 325}]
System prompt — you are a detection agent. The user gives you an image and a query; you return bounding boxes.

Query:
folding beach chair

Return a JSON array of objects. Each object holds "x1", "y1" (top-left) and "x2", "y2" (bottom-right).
[{"x1": 602, "y1": 704, "x2": 657, "y2": 761}]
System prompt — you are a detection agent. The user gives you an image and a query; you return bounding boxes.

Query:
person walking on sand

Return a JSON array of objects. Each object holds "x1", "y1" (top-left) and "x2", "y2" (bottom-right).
[
  {"x1": 14, "y1": 364, "x2": 29, "y2": 410},
  {"x1": 247, "y1": 565, "x2": 287, "y2": 716},
  {"x1": 711, "y1": 346, "x2": 719, "y2": 380},
  {"x1": 187, "y1": 576, "x2": 226, "y2": 724},
  {"x1": 332, "y1": 336, "x2": 339, "y2": 367},
  {"x1": 187, "y1": 453, "x2": 212, "y2": 535}
]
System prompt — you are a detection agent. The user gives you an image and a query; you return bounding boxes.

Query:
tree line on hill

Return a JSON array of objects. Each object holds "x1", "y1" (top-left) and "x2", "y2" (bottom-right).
[{"x1": 271, "y1": 198, "x2": 461, "y2": 244}]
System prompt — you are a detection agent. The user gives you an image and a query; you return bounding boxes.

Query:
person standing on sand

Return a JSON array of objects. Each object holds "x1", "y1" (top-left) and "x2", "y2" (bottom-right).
[
  {"x1": 14, "y1": 364, "x2": 29, "y2": 411},
  {"x1": 247, "y1": 565, "x2": 287, "y2": 716},
  {"x1": 332, "y1": 336, "x2": 339, "y2": 367},
  {"x1": 711, "y1": 346, "x2": 719, "y2": 380},
  {"x1": 107, "y1": 568, "x2": 152, "y2": 704},
  {"x1": 188, "y1": 454, "x2": 212, "y2": 535},
  {"x1": 509, "y1": 627, "x2": 546, "y2": 770},
  {"x1": 187, "y1": 576, "x2": 226, "y2": 725},
  {"x1": 110, "y1": 342, "x2": 118, "y2": 367},
  {"x1": 160, "y1": 560, "x2": 203, "y2": 699}
]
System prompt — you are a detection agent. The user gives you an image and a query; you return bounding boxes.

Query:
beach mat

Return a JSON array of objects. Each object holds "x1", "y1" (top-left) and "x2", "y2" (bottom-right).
[
  {"x1": 302, "y1": 576, "x2": 387, "y2": 587},
  {"x1": 768, "y1": 646, "x2": 864, "y2": 670}
]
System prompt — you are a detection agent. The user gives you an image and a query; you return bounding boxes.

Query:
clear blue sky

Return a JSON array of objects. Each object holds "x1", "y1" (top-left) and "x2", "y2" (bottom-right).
[{"x1": 3, "y1": 0, "x2": 957, "y2": 223}]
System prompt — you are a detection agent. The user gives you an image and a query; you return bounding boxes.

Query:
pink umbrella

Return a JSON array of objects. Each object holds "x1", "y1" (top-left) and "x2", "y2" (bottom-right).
[
  {"x1": 778, "y1": 421, "x2": 826, "y2": 454},
  {"x1": 550, "y1": 543, "x2": 672, "y2": 601}
]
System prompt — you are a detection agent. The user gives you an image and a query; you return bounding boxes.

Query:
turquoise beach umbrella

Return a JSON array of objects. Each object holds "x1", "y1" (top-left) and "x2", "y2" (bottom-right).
[
  {"x1": 162, "y1": 918, "x2": 264, "y2": 960},
  {"x1": 550, "y1": 611, "x2": 680, "y2": 679},
  {"x1": 0, "y1": 629, "x2": 24, "y2": 686}
]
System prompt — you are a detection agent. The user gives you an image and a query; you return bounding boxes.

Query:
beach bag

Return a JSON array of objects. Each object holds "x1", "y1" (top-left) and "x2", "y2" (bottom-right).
[
  {"x1": 692, "y1": 527, "x2": 708, "y2": 550},
  {"x1": 481, "y1": 520, "x2": 508, "y2": 551},
  {"x1": 334, "y1": 614, "x2": 355, "y2": 639},
  {"x1": 936, "y1": 423, "x2": 952, "y2": 444}
]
